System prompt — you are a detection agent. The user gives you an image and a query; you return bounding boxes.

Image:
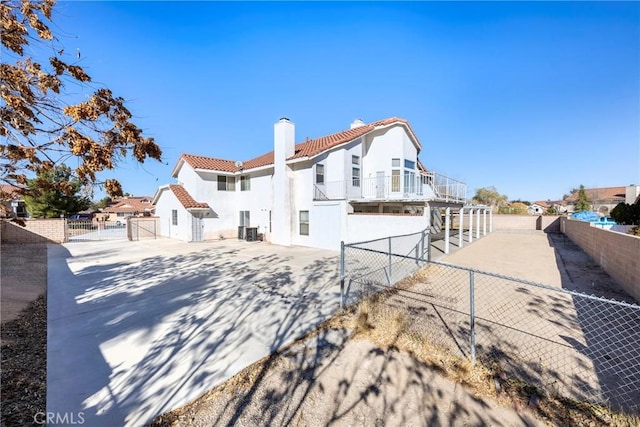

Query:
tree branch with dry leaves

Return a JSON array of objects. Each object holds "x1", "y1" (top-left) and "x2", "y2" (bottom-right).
[{"x1": 1, "y1": 0, "x2": 162, "y2": 209}]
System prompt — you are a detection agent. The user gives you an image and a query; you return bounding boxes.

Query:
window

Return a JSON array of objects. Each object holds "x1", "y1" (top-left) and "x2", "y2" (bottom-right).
[
  {"x1": 171, "y1": 209, "x2": 178, "y2": 225},
  {"x1": 404, "y1": 159, "x2": 415, "y2": 169},
  {"x1": 392, "y1": 170, "x2": 400, "y2": 192},
  {"x1": 239, "y1": 210, "x2": 250, "y2": 226},
  {"x1": 392, "y1": 158, "x2": 400, "y2": 168},
  {"x1": 352, "y1": 167, "x2": 361, "y2": 187},
  {"x1": 352, "y1": 155, "x2": 360, "y2": 187},
  {"x1": 217, "y1": 175, "x2": 236, "y2": 191},
  {"x1": 299, "y1": 210, "x2": 309, "y2": 235},
  {"x1": 315, "y1": 164, "x2": 324, "y2": 184},
  {"x1": 404, "y1": 170, "x2": 416, "y2": 193},
  {"x1": 240, "y1": 175, "x2": 251, "y2": 191}
]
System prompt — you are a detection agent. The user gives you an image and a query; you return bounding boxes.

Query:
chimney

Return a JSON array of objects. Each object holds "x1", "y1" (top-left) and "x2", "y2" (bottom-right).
[
  {"x1": 272, "y1": 117, "x2": 295, "y2": 246},
  {"x1": 274, "y1": 117, "x2": 295, "y2": 160},
  {"x1": 350, "y1": 118, "x2": 365, "y2": 129}
]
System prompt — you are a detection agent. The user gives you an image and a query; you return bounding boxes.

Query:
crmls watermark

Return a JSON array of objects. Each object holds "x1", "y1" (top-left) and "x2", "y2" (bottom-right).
[{"x1": 33, "y1": 411, "x2": 85, "y2": 425}]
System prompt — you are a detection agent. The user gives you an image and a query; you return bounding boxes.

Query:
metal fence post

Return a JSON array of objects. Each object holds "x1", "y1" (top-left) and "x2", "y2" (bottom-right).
[
  {"x1": 340, "y1": 241, "x2": 345, "y2": 309},
  {"x1": 469, "y1": 270, "x2": 476, "y2": 364},
  {"x1": 421, "y1": 229, "x2": 426, "y2": 262},
  {"x1": 388, "y1": 236, "x2": 392, "y2": 283},
  {"x1": 427, "y1": 232, "x2": 432, "y2": 262}
]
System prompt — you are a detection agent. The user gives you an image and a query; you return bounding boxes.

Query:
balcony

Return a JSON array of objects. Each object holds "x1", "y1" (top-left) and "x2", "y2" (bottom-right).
[{"x1": 314, "y1": 172, "x2": 466, "y2": 203}]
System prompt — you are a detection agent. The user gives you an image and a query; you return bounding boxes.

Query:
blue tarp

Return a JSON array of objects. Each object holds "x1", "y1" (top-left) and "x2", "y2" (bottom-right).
[{"x1": 571, "y1": 211, "x2": 600, "y2": 222}]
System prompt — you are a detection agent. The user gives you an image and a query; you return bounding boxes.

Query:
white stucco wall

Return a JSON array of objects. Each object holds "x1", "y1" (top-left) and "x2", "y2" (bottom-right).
[
  {"x1": 236, "y1": 169, "x2": 273, "y2": 239},
  {"x1": 176, "y1": 164, "x2": 198, "y2": 192},
  {"x1": 345, "y1": 214, "x2": 428, "y2": 244},
  {"x1": 361, "y1": 126, "x2": 417, "y2": 181},
  {"x1": 154, "y1": 188, "x2": 191, "y2": 241}
]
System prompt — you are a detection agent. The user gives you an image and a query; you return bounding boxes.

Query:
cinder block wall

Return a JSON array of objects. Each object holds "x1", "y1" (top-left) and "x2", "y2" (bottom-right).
[
  {"x1": 450, "y1": 214, "x2": 561, "y2": 232},
  {"x1": 491, "y1": 215, "x2": 561, "y2": 232},
  {"x1": 1, "y1": 219, "x2": 67, "y2": 243},
  {"x1": 561, "y1": 217, "x2": 640, "y2": 302}
]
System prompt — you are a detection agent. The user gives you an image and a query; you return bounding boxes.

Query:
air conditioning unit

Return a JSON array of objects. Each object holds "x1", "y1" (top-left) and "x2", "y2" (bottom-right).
[{"x1": 245, "y1": 227, "x2": 258, "y2": 242}]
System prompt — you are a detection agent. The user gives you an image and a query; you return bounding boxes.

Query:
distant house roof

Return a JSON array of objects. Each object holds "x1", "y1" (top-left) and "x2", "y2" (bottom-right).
[
  {"x1": 173, "y1": 117, "x2": 423, "y2": 176},
  {"x1": 533, "y1": 201, "x2": 550, "y2": 208},
  {"x1": 564, "y1": 187, "x2": 626, "y2": 203},
  {"x1": 0, "y1": 184, "x2": 24, "y2": 200},
  {"x1": 104, "y1": 196, "x2": 155, "y2": 214}
]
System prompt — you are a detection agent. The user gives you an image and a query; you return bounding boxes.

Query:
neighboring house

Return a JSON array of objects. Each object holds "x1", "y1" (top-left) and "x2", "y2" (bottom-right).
[
  {"x1": 97, "y1": 196, "x2": 155, "y2": 223},
  {"x1": 564, "y1": 186, "x2": 628, "y2": 215},
  {"x1": 0, "y1": 184, "x2": 27, "y2": 218},
  {"x1": 528, "y1": 201, "x2": 548, "y2": 215},
  {"x1": 153, "y1": 117, "x2": 466, "y2": 250}
]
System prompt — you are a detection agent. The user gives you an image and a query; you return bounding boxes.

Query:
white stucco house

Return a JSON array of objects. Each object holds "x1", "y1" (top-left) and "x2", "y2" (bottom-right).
[{"x1": 153, "y1": 117, "x2": 466, "y2": 250}]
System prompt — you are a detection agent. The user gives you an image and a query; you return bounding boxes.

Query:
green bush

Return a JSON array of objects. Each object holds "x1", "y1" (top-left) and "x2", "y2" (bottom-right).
[{"x1": 611, "y1": 203, "x2": 640, "y2": 225}]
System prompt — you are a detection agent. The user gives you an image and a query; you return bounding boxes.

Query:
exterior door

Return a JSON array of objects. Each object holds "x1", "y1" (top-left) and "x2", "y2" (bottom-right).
[
  {"x1": 191, "y1": 215, "x2": 204, "y2": 242},
  {"x1": 376, "y1": 171, "x2": 385, "y2": 198}
]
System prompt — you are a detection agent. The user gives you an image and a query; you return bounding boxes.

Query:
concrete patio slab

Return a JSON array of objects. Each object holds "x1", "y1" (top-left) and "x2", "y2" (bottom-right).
[{"x1": 47, "y1": 238, "x2": 340, "y2": 426}]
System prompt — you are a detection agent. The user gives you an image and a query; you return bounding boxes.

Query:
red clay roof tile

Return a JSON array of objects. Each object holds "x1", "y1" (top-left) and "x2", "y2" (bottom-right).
[
  {"x1": 565, "y1": 187, "x2": 626, "y2": 202},
  {"x1": 104, "y1": 196, "x2": 154, "y2": 213},
  {"x1": 169, "y1": 185, "x2": 210, "y2": 209},
  {"x1": 178, "y1": 117, "x2": 420, "y2": 173}
]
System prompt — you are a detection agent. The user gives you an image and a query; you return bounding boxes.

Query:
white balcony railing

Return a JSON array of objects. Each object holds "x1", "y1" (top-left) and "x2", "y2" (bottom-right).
[{"x1": 314, "y1": 172, "x2": 466, "y2": 203}]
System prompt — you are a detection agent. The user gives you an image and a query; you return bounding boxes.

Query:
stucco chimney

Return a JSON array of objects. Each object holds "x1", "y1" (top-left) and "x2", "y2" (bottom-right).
[
  {"x1": 350, "y1": 118, "x2": 365, "y2": 129},
  {"x1": 274, "y1": 117, "x2": 295, "y2": 160},
  {"x1": 272, "y1": 117, "x2": 295, "y2": 246}
]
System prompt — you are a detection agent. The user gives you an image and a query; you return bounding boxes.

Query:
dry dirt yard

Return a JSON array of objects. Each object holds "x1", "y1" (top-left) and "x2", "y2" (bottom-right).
[{"x1": 1, "y1": 243, "x2": 47, "y2": 426}]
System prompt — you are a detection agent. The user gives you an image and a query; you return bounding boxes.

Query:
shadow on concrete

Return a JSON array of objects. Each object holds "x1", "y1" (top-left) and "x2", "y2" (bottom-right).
[{"x1": 47, "y1": 241, "x2": 340, "y2": 426}]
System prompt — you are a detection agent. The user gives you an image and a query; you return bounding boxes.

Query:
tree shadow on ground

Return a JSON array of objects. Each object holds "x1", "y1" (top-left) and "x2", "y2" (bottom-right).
[
  {"x1": 153, "y1": 325, "x2": 537, "y2": 427},
  {"x1": 47, "y1": 240, "x2": 340, "y2": 426}
]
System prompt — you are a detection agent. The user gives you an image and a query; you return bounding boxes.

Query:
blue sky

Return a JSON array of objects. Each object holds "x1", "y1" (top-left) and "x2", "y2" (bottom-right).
[{"x1": 48, "y1": 1, "x2": 639, "y2": 202}]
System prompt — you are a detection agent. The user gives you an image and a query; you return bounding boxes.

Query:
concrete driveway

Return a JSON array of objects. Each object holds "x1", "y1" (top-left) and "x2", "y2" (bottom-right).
[{"x1": 47, "y1": 238, "x2": 340, "y2": 426}]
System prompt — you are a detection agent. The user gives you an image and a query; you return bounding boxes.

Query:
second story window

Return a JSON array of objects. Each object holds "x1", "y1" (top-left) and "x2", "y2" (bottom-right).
[
  {"x1": 404, "y1": 159, "x2": 415, "y2": 169},
  {"x1": 217, "y1": 175, "x2": 236, "y2": 191},
  {"x1": 392, "y1": 158, "x2": 400, "y2": 168},
  {"x1": 240, "y1": 175, "x2": 251, "y2": 191},
  {"x1": 316, "y1": 164, "x2": 324, "y2": 184},
  {"x1": 352, "y1": 155, "x2": 360, "y2": 187}
]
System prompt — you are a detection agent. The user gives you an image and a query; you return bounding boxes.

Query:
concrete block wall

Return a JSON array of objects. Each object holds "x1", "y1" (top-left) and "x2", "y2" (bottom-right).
[
  {"x1": 491, "y1": 214, "x2": 561, "y2": 232},
  {"x1": 1, "y1": 219, "x2": 67, "y2": 243},
  {"x1": 561, "y1": 217, "x2": 640, "y2": 302}
]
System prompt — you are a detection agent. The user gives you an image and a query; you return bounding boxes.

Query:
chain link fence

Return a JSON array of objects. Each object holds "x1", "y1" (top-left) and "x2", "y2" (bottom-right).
[
  {"x1": 340, "y1": 232, "x2": 640, "y2": 414},
  {"x1": 340, "y1": 229, "x2": 429, "y2": 308}
]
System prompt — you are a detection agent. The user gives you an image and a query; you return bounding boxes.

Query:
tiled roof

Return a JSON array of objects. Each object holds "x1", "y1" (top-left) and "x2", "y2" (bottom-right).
[
  {"x1": 169, "y1": 185, "x2": 210, "y2": 209},
  {"x1": 181, "y1": 154, "x2": 238, "y2": 172},
  {"x1": 565, "y1": 187, "x2": 626, "y2": 202},
  {"x1": 104, "y1": 196, "x2": 154, "y2": 213},
  {"x1": 178, "y1": 117, "x2": 421, "y2": 173},
  {"x1": 0, "y1": 184, "x2": 23, "y2": 200}
]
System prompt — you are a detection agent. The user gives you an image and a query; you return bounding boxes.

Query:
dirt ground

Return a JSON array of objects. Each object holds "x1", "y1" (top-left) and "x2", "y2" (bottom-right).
[
  {"x1": 150, "y1": 326, "x2": 545, "y2": 427},
  {"x1": 1, "y1": 243, "x2": 48, "y2": 426},
  {"x1": 0, "y1": 243, "x2": 47, "y2": 329}
]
